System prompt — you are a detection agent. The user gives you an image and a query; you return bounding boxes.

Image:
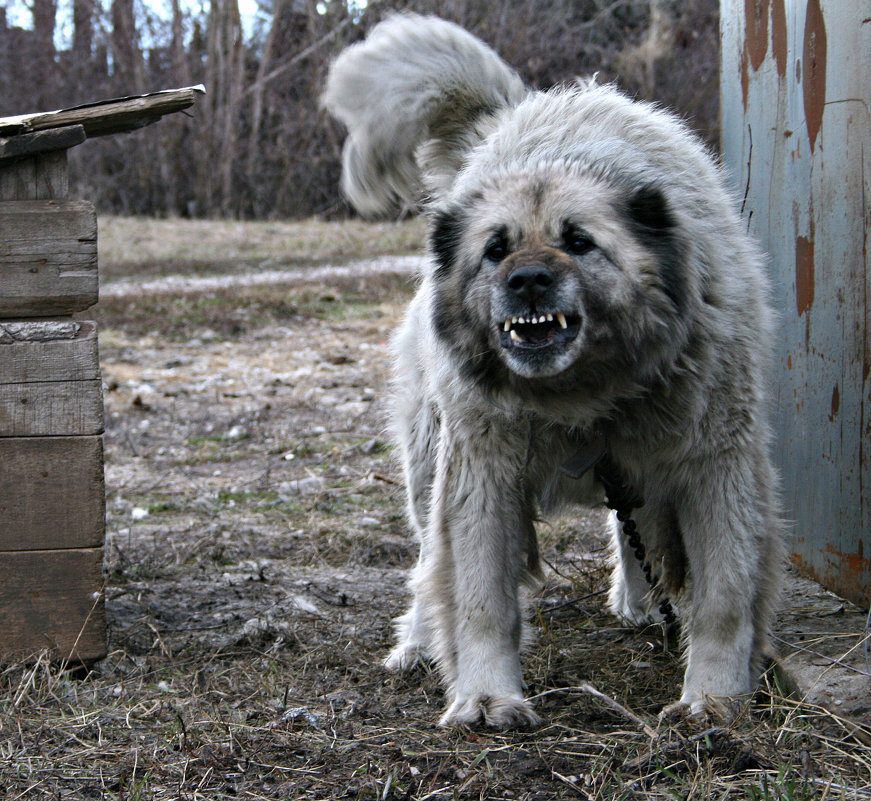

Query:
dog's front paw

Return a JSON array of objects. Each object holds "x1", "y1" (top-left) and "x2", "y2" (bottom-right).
[
  {"x1": 659, "y1": 699, "x2": 701, "y2": 722},
  {"x1": 439, "y1": 694, "x2": 540, "y2": 729},
  {"x1": 659, "y1": 694, "x2": 746, "y2": 724}
]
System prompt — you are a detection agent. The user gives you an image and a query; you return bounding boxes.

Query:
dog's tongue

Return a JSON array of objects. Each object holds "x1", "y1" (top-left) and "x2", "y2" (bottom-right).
[{"x1": 513, "y1": 321, "x2": 557, "y2": 347}]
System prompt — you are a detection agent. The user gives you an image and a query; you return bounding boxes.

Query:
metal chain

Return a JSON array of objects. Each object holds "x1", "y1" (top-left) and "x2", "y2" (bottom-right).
[{"x1": 595, "y1": 457, "x2": 677, "y2": 627}]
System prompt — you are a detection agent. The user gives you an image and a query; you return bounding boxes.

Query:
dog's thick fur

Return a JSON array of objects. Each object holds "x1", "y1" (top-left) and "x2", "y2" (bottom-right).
[{"x1": 324, "y1": 14, "x2": 783, "y2": 728}]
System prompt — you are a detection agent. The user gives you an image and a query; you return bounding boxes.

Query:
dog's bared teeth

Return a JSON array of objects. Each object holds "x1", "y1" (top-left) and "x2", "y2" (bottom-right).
[
  {"x1": 509, "y1": 329, "x2": 524, "y2": 344},
  {"x1": 505, "y1": 314, "x2": 566, "y2": 331}
]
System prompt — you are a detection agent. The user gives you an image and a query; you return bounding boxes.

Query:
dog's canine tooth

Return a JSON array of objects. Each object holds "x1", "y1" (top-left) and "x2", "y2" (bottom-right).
[
  {"x1": 556, "y1": 313, "x2": 567, "y2": 329},
  {"x1": 503, "y1": 320, "x2": 511, "y2": 332},
  {"x1": 509, "y1": 329, "x2": 523, "y2": 344}
]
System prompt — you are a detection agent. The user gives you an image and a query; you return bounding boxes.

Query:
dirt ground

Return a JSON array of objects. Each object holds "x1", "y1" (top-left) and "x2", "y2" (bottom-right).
[{"x1": 1, "y1": 219, "x2": 869, "y2": 800}]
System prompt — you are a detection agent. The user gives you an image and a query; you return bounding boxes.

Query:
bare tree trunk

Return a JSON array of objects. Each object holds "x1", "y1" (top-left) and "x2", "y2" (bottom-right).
[
  {"x1": 72, "y1": 0, "x2": 94, "y2": 58},
  {"x1": 32, "y1": 0, "x2": 57, "y2": 107},
  {"x1": 69, "y1": 0, "x2": 96, "y2": 102},
  {"x1": 203, "y1": 0, "x2": 245, "y2": 216},
  {"x1": 170, "y1": 0, "x2": 191, "y2": 86},
  {"x1": 247, "y1": 0, "x2": 284, "y2": 180},
  {"x1": 111, "y1": 0, "x2": 145, "y2": 93}
]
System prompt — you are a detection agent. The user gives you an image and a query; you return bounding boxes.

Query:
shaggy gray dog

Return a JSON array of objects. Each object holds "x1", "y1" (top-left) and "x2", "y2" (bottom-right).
[{"x1": 324, "y1": 14, "x2": 783, "y2": 728}]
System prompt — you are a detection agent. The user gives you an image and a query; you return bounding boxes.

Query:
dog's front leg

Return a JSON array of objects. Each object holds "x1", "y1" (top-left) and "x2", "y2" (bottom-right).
[
  {"x1": 666, "y1": 455, "x2": 780, "y2": 718},
  {"x1": 428, "y1": 418, "x2": 540, "y2": 729}
]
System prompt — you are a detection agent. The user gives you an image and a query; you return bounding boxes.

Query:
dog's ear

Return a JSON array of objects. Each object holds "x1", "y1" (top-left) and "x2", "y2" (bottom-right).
[
  {"x1": 627, "y1": 184, "x2": 689, "y2": 312},
  {"x1": 430, "y1": 206, "x2": 466, "y2": 276},
  {"x1": 627, "y1": 184, "x2": 675, "y2": 233},
  {"x1": 323, "y1": 14, "x2": 525, "y2": 216}
]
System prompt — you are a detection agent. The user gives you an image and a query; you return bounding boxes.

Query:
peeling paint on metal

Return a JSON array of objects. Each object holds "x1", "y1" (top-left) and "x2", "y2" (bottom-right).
[
  {"x1": 795, "y1": 233, "x2": 815, "y2": 315},
  {"x1": 802, "y1": 0, "x2": 827, "y2": 152},
  {"x1": 771, "y1": 0, "x2": 788, "y2": 77},
  {"x1": 745, "y1": 0, "x2": 770, "y2": 69},
  {"x1": 721, "y1": 0, "x2": 871, "y2": 606}
]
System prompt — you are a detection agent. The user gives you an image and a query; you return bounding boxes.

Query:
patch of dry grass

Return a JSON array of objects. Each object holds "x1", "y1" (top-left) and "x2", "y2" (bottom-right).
[
  {"x1": 92, "y1": 270, "x2": 414, "y2": 341},
  {"x1": 3, "y1": 605, "x2": 870, "y2": 800},
  {"x1": 98, "y1": 215, "x2": 427, "y2": 280}
]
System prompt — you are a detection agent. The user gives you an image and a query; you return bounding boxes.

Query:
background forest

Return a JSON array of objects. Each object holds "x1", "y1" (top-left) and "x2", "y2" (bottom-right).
[{"x1": 0, "y1": 0, "x2": 719, "y2": 219}]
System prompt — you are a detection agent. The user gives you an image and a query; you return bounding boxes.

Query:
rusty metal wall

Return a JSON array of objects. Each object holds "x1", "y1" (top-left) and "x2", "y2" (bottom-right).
[{"x1": 720, "y1": 0, "x2": 870, "y2": 606}]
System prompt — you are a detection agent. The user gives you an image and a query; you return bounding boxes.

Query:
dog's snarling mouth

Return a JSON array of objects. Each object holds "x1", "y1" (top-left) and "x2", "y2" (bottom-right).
[{"x1": 499, "y1": 312, "x2": 581, "y2": 351}]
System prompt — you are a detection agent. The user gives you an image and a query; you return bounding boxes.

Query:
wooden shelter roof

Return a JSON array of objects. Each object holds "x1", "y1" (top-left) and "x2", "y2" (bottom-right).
[{"x1": 0, "y1": 85, "x2": 204, "y2": 162}]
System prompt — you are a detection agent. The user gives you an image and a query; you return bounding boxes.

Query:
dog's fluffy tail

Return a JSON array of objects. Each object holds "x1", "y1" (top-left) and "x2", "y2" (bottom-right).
[{"x1": 322, "y1": 13, "x2": 526, "y2": 216}]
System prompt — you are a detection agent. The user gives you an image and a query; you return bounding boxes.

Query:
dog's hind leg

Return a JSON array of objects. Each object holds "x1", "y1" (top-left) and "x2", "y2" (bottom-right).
[
  {"x1": 608, "y1": 502, "x2": 686, "y2": 626},
  {"x1": 607, "y1": 510, "x2": 656, "y2": 625}
]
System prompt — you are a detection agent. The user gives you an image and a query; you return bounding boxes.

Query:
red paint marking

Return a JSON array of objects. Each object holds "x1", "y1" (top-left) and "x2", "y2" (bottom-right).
[
  {"x1": 795, "y1": 233, "x2": 815, "y2": 315},
  {"x1": 771, "y1": 0, "x2": 787, "y2": 78},
  {"x1": 803, "y1": 0, "x2": 827, "y2": 152},
  {"x1": 745, "y1": 0, "x2": 770, "y2": 70},
  {"x1": 829, "y1": 383, "x2": 840, "y2": 421}
]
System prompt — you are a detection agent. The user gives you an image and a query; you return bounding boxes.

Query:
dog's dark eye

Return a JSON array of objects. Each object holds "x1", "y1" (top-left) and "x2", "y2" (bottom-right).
[
  {"x1": 564, "y1": 230, "x2": 593, "y2": 256},
  {"x1": 483, "y1": 234, "x2": 509, "y2": 262}
]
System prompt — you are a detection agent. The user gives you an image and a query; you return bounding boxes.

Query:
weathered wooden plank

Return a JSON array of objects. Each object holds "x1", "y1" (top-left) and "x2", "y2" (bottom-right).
[
  {"x1": 33, "y1": 150, "x2": 69, "y2": 199},
  {"x1": 0, "y1": 320, "x2": 101, "y2": 432},
  {"x1": 0, "y1": 198, "x2": 95, "y2": 245},
  {"x1": 0, "y1": 156, "x2": 36, "y2": 200},
  {"x1": 0, "y1": 547, "x2": 106, "y2": 664},
  {"x1": 0, "y1": 436, "x2": 104, "y2": 551},
  {"x1": 0, "y1": 379, "x2": 103, "y2": 436},
  {"x1": 0, "y1": 125, "x2": 85, "y2": 163},
  {"x1": 0, "y1": 199, "x2": 97, "y2": 316},
  {"x1": 0, "y1": 85, "x2": 205, "y2": 139},
  {"x1": 0, "y1": 320, "x2": 99, "y2": 384},
  {"x1": 0, "y1": 151, "x2": 67, "y2": 200}
]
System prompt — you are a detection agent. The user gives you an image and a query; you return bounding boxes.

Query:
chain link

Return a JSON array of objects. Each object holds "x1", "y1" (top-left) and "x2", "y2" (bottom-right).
[{"x1": 595, "y1": 458, "x2": 677, "y2": 627}]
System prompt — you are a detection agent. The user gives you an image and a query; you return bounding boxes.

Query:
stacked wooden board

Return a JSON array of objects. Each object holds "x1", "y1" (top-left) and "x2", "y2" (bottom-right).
[{"x1": 0, "y1": 86, "x2": 203, "y2": 664}]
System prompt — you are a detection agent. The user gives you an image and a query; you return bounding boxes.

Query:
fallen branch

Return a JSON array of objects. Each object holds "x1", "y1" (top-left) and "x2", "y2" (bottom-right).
[{"x1": 531, "y1": 683, "x2": 658, "y2": 738}]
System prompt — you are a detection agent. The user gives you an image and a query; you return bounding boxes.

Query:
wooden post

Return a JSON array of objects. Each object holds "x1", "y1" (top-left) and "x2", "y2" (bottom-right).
[{"x1": 0, "y1": 128, "x2": 106, "y2": 665}]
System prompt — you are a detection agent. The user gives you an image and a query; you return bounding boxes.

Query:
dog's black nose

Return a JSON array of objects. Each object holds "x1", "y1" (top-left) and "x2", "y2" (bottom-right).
[{"x1": 507, "y1": 265, "x2": 554, "y2": 301}]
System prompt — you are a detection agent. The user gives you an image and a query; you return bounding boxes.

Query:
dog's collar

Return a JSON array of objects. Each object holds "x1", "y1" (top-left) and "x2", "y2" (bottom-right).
[
  {"x1": 560, "y1": 428, "x2": 645, "y2": 512},
  {"x1": 559, "y1": 429, "x2": 607, "y2": 480}
]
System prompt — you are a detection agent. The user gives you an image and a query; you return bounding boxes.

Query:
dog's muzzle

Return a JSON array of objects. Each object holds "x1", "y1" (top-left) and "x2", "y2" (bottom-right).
[{"x1": 498, "y1": 264, "x2": 581, "y2": 351}]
